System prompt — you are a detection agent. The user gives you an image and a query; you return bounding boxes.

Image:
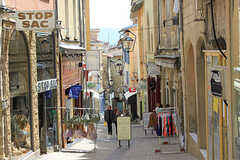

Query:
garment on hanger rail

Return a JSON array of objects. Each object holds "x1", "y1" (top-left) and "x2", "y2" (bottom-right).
[{"x1": 157, "y1": 111, "x2": 177, "y2": 137}]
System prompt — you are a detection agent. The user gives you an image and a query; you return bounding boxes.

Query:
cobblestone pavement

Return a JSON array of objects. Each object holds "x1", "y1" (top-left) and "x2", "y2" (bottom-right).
[{"x1": 38, "y1": 122, "x2": 197, "y2": 160}]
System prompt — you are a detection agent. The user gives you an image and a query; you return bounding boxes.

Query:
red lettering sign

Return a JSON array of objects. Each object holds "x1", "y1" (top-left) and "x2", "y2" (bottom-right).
[{"x1": 129, "y1": 88, "x2": 136, "y2": 92}]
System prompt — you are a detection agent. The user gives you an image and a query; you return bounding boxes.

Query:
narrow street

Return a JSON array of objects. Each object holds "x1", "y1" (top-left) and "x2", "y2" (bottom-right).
[{"x1": 38, "y1": 122, "x2": 196, "y2": 160}]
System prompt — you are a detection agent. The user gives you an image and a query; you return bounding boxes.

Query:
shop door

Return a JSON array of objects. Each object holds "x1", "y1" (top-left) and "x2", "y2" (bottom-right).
[
  {"x1": 38, "y1": 92, "x2": 57, "y2": 153},
  {"x1": 117, "y1": 102, "x2": 123, "y2": 113}
]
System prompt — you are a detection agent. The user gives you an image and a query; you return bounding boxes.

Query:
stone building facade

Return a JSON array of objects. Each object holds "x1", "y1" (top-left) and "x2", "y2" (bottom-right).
[
  {"x1": 0, "y1": 0, "x2": 62, "y2": 159},
  {"x1": 182, "y1": 0, "x2": 229, "y2": 159},
  {"x1": 0, "y1": 20, "x2": 57, "y2": 160},
  {"x1": 57, "y1": 0, "x2": 88, "y2": 148}
]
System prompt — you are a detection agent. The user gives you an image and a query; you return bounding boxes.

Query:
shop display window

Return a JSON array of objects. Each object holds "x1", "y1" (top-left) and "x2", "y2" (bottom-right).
[
  {"x1": 11, "y1": 96, "x2": 31, "y2": 157},
  {"x1": 8, "y1": 31, "x2": 32, "y2": 158}
]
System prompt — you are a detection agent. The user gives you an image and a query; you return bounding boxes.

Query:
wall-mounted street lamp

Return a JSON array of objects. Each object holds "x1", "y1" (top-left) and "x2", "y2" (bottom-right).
[
  {"x1": 119, "y1": 29, "x2": 136, "y2": 52},
  {"x1": 110, "y1": 59, "x2": 123, "y2": 75},
  {"x1": 109, "y1": 79, "x2": 114, "y2": 86}
]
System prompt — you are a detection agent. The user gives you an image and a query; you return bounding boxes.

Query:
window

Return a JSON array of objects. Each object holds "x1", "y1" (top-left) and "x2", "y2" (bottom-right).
[{"x1": 166, "y1": 0, "x2": 170, "y2": 19}]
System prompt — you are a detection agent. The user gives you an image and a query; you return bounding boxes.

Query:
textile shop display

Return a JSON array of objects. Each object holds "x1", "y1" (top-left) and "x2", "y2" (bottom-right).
[
  {"x1": 11, "y1": 114, "x2": 31, "y2": 156},
  {"x1": 156, "y1": 112, "x2": 177, "y2": 137}
]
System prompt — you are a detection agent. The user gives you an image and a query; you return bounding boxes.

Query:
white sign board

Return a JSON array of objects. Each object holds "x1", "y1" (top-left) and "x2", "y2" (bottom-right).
[
  {"x1": 117, "y1": 116, "x2": 131, "y2": 140},
  {"x1": 15, "y1": 10, "x2": 55, "y2": 31},
  {"x1": 147, "y1": 63, "x2": 160, "y2": 76},
  {"x1": 37, "y1": 79, "x2": 57, "y2": 93},
  {"x1": 86, "y1": 51, "x2": 100, "y2": 71},
  {"x1": 143, "y1": 112, "x2": 153, "y2": 130}
]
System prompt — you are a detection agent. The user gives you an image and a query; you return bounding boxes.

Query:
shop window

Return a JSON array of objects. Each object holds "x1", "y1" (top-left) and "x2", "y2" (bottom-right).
[
  {"x1": 9, "y1": 31, "x2": 32, "y2": 158},
  {"x1": 36, "y1": 33, "x2": 55, "y2": 81},
  {"x1": 166, "y1": 0, "x2": 171, "y2": 19}
]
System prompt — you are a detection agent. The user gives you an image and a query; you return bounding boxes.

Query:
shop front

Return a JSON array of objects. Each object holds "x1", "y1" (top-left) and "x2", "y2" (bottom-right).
[
  {"x1": 124, "y1": 91, "x2": 138, "y2": 120},
  {"x1": 1, "y1": 22, "x2": 40, "y2": 159},
  {"x1": 36, "y1": 32, "x2": 58, "y2": 153},
  {"x1": 59, "y1": 43, "x2": 84, "y2": 148},
  {"x1": 203, "y1": 50, "x2": 228, "y2": 160},
  {"x1": 9, "y1": 30, "x2": 33, "y2": 159}
]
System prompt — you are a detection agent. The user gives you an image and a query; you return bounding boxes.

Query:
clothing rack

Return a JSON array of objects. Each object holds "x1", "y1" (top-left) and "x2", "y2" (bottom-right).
[
  {"x1": 156, "y1": 107, "x2": 178, "y2": 139},
  {"x1": 156, "y1": 107, "x2": 176, "y2": 113},
  {"x1": 46, "y1": 107, "x2": 99, "y2": 110}
]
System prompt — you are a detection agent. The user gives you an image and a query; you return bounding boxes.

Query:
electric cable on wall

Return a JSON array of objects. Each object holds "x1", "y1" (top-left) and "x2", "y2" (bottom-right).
[{"x1": 210, "y1": 0, "x2": 227, "y2": 59}]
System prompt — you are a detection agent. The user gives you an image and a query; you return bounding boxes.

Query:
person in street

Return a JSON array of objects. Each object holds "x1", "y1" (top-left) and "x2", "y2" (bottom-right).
[
  {"x1": 155, "y1": 103, "x2": 162, "y2": 114},
  {"x1": 104, "y1": 105, "x2": 114, "y2": 135},
  {"x1": 148, "y1": 109, "x2": 158, "y2": 132},
  {"x1": 123, "y1": 109, "x2": 130, "y2": 117},
  {"x1": 113, "y1": 108, "x2": 120, "y2": 135}
]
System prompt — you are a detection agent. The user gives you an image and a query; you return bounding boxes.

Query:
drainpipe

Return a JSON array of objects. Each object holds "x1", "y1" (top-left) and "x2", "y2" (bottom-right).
[
  {"x1": 82, "y1": 0, "x2": 86, "y2": 49},
  {"x1": 78, "y1": 0, "x2": 83, "y2": 47}
]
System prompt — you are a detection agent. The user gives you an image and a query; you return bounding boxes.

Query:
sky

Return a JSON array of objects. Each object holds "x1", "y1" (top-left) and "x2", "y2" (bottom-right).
[{"x1": 90, "y1": 0, "x2": 132, "y2": 29}]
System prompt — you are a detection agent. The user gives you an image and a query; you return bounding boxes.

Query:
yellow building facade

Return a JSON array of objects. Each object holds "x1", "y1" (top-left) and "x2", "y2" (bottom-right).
[{"x1": 130, "y1": 1, "x2": 147, "y2": 118}]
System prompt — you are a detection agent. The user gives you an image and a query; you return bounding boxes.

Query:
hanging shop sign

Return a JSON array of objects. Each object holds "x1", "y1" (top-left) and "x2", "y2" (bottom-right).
[
  {"x1": 37, "y1": 79, "x2": 57, "y2": 93},
  {"x1": 86, "y1": 51, "x2": 100, "y2": 71},
  {"x1": 210, "y1": 67, "x2": 226, "y2": 98},
  {"x1": 15, "y1": 10, "x2": 55, "y2": 31}
]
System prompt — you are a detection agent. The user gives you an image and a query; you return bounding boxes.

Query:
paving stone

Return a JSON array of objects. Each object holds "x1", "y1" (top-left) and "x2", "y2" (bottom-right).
[{"x1": 38, "y1": 122, "x2": 197, "y2": 160}]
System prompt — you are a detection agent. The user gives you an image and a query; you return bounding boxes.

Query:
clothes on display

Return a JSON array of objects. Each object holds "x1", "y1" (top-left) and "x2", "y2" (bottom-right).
[
  {"x1": 156, "y1": 112, "x2": 177, "y2": 137},
  {"x1": 11, "y1": 114, "x2": 31, "y2": 156}
]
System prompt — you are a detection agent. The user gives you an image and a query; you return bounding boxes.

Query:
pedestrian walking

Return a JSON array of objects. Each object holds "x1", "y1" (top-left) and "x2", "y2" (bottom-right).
[
  {"x1": 113, "y1": 108, "x2": 120, "y2": 135},
  {"x1": 155, "y1": 103, "x2": 163, "y2": 114},
  {"x1": 104, "y1": 105, "x2": 114, "y2": 135},
  {"x1": 123, "y1": 109, "x2": 130, "y2": 117},
  {"x1": 148, "y1": 110, "x2": 158, "y2": 133}
]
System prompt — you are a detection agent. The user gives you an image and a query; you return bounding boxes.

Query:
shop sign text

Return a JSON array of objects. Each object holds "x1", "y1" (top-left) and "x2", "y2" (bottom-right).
[
  {"x1": 37, "y1": 79, "x2": 57, "y2": 93},
  {"x1": 16, "y1": 10, "x2": 55, "y2": 31}
]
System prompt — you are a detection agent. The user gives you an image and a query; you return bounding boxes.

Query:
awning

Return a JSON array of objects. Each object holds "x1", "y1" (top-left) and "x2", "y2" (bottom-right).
[
  {"x1": 98, "y1": 88, "x2": 105, "y2": 94},
  {"x1": 124, "y1": 91, "x2": 137, "y2": 100},
  {"x1": 59, "y1": 42, "x2": 86, "y2": 51}
]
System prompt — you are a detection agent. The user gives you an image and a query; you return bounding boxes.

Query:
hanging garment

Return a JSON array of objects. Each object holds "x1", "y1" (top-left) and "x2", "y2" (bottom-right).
[
  {"x1": 172, "y1": 113, "x2": 177, "y2": 136},
  {"x1": 163, "y1": 113, "x2": 167, "y2": 137},
  {"x1": 170, "y1": 112, "x2": 173, "y2": 136},
  {"x1": 166, "y1": 113, "x2": 170, "y2": 136},
  {"x1": 159, "y1": 114, "x2": 162, "y2": 136}
]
